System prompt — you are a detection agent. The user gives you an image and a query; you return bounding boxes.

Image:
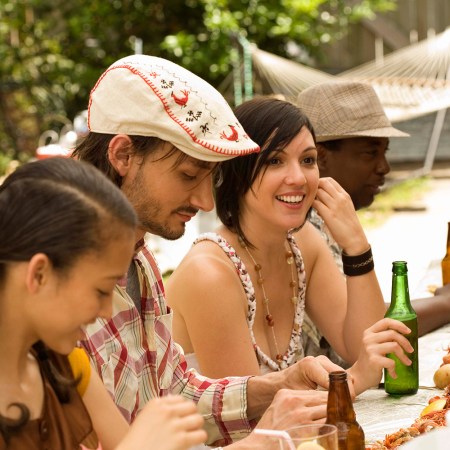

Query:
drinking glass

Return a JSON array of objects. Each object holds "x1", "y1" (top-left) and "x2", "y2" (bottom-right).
[
  {"x1": 254, "y1": 424, "x2": 338, "y2": 450},
  {"x1": 283, "y1": 424, "x2": 338, "y2": 450}
]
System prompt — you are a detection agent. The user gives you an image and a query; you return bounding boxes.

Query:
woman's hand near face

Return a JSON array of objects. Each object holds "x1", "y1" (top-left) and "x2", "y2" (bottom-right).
[
  {"x1": 347, "y1": 318, "x2": 414, "y2": 395},
  {"x1": 312, "y1": 177, "x2": 369, "y2": 255}
]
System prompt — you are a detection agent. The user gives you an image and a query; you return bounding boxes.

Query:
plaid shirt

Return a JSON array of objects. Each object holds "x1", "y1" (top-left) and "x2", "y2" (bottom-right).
[{"x1": 81, "y1": 239, "x2": 253, "y2": 445}]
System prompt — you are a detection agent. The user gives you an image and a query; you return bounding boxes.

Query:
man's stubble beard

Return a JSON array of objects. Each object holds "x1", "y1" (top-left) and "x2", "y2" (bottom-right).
[
  {"x1": 122, "y1": 170, "x2": 186, "y2": 241},
  {"x1": 142, "y1": 215, "x2": 186, "y2": 241}
]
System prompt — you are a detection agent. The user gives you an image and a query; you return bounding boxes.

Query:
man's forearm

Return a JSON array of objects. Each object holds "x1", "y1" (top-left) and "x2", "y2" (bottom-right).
[
  {"x1": 245, "y1": 373, "x2": 279, "y2": 419},
  {"x1": 409, "y1": 295, "x2": 450, "y2": 336}
]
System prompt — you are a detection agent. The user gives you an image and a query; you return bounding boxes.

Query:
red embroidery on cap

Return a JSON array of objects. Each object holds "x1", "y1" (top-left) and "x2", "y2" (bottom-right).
[
  {"x1": 220, "y1": 125, "x2": 239, "y2": 142},
  {"x1": 171, "y1": 89, "x2": 190, "y2": 107}
]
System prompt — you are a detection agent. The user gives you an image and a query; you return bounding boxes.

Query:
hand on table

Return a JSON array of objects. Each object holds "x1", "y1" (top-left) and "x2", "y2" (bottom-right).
[
  {"x1": 279, "y1": 354, "x2": 350, "y2": 391},
  {"x1": 348, "y1": 318, "x2": 414, "y2": 395},
  {"x1": 246, "y1": 355, "x2": 351, "y2": 428},
  {"x1": 259, "y1": 388, "x2": 328, "y2": 427},
  {"x1": 234, "y1": 356, "x2": 356, "y2": 449},
  {"x1": 234, "y1": 389, "x2": 328, "y2": 449},
  {"x1": 116, "y1": 395, "x2": 207, "y2": 450}
]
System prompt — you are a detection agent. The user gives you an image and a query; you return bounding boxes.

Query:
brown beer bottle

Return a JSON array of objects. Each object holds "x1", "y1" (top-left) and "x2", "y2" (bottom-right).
[
  {"x1": 326, "y1": 371, "x2": 365, "y2": 450},
  {"x1": 442, "y1": 222, "x2": 450, "y2": 285}
]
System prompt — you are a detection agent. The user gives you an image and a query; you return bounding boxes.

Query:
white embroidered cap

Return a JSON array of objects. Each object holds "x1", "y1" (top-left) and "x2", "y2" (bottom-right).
[{"x1": 88, "y1": 55, "x2": 260, "y2": 162}]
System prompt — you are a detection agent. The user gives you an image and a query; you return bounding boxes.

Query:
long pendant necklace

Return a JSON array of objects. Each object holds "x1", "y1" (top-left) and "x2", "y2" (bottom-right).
[{"x1": 238, "y1": 236, "x2": 298, "y2": 365}]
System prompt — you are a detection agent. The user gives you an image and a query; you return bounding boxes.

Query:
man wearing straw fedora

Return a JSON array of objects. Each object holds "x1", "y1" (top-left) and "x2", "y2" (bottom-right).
[
  {"x1": 297, "y1": 80, "x2": 450, "y2": 366},
  {"x1": 74, "y1": 55, "x2": 345, "y2": 449}
]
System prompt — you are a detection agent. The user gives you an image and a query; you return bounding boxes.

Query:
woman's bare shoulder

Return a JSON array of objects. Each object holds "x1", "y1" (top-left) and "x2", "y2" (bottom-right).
[
  {"x1": 166, "y1": 236, "x2": 244, "y2": 307},
  {"x1": 178, "y1": 236, "x2": 236, "y2": 272}
]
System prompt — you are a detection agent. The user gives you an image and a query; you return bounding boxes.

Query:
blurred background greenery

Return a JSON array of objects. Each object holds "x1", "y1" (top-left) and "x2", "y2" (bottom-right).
[{"x1": 0, "y1": 0, "x2": 397, "y2": 171}]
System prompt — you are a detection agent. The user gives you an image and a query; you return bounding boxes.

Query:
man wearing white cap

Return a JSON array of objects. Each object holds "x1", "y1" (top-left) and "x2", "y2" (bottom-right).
[
  {"x1": 74, "y1": 55, "x2": 343, "y2": 448},
  {"x1": 297, "y1": 80, "x2": 450, "y2": 365}
]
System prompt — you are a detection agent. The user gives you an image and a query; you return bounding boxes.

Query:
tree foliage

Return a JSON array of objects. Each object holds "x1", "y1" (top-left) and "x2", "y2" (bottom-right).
[{"x1": 0, "y1": 0, "x2": 396, "y2": 162}]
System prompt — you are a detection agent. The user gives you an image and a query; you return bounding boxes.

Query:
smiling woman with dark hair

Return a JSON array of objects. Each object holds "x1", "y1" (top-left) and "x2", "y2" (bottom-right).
[{"x1": 167, "y1": 96, "x2": 416, "y2": 396}]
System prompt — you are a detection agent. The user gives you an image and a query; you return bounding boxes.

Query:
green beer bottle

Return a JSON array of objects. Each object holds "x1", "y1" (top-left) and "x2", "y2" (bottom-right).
[{"x1": 384, "y1": 261, "x2": 419, "y2": 395}]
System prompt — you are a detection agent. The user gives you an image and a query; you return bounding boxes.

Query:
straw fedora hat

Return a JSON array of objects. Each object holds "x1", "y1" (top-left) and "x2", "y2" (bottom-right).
[{"x1": 296, "y1": 80, "x2": 409, "y2": 142}]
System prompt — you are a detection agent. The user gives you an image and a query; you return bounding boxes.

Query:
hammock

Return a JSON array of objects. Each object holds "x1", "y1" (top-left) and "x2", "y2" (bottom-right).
[
  {"x1": 251, "y1": 47, "x2": 335, "y2": 100},
  {"x1": 340, "y1": 27, "x2": 450, "y2": 122},
  {"x1": 249, "y1": 28, "x2": 450, "y2": 123}
]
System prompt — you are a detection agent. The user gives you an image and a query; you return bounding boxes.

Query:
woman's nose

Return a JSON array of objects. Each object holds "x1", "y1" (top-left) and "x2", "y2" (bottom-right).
[{"x1": 285, "y1": 163, "x2": 307, "y2": 185}]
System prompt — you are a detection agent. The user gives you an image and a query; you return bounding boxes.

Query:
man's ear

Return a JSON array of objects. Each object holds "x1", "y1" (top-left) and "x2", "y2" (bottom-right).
[
  {"x1": 25, "y1": 253, "x2": 52, "y2": 294},
  {"x1": 108, "y1": 134, "x2": 134, "y2": 177},
  {"x1": 316, "y1": 144, "x2": 328, "y2": 173}
]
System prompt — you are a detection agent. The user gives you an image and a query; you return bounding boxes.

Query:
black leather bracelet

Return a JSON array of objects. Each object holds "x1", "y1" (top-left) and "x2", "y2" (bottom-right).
[{"x1": 342, "y1": 246, "x2": 374, "y2": 277}]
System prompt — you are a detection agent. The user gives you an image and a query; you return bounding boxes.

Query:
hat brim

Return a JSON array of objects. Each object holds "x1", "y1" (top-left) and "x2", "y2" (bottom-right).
[{"x1": 316, "y1": 126, "x2": 409, "y2": 142}]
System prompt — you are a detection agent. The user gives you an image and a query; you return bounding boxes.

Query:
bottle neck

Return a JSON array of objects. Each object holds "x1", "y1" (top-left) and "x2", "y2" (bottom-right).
[
  {"x1": 388, "y1": 273, "x2": 415, "y2": 315},
  {"x1": 327, "y1": 372, "x2": 356, "y2": 419},
  {"x1": 446, "y1": 223, "x2": 450, "y2": 253}
]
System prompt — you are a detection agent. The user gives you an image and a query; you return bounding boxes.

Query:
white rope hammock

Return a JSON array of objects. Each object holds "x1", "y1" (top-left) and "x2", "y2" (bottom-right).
[
  {"x1": 340, "y1": 27, "x2": 450, "y2": 122},
  {"x1": 249, "y1": 28, "x2": 450, "y2": 123},
  {"x1": 251, "y1": 46, "x2": 335, "y2": 99}
]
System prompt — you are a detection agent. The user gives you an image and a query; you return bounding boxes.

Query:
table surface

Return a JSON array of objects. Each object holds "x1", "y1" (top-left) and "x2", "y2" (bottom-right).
[{"x1": 354, "y1": 322, "x2": 450, "y2": 445}]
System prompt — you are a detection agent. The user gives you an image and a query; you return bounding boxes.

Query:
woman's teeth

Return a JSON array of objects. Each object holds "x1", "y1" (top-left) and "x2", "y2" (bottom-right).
[{"x1": 277, "y1": 195, "x2": 304, "y2": 204}]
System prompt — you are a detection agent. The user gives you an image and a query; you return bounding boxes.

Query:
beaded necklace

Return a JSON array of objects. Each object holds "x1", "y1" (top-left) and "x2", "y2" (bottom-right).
[{"x1": 238, "y1": 236, "x2": 298, "y2": 365}]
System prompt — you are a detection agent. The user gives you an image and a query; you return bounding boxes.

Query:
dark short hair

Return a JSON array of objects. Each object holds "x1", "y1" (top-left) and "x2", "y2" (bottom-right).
[
  {"x1": 73, "y1": 132, "x2": 212, "y2": 198},
  {"x1": 215, "y1": 96, "x2": 315, "y2": 246},
  {"x1": 72, "y1": 132, "x2": 180, "y2": 187}
]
